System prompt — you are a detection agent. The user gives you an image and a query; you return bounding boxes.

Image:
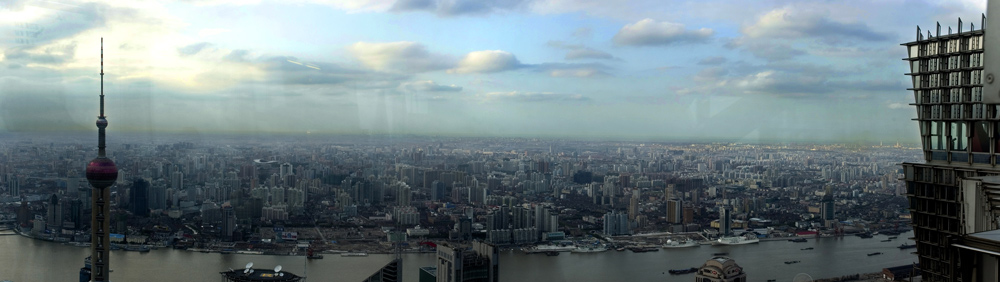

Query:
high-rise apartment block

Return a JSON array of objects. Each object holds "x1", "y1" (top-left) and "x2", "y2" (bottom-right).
[{"x1": 603, "y1": 211, "x2": 630, "y2": 236}]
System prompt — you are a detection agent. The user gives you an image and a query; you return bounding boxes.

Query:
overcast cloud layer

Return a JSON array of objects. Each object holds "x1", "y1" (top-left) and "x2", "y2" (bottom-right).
[{"x1": 0, "y1": 0, "x2": 975, "y2": 143}]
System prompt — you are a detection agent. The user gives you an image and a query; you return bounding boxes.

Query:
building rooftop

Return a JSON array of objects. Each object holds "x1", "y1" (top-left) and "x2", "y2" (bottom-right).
[
  {"x1": 419, "y1": 266, "x2": 437, "y2": 276},
  {"x1": 969, "y1": 229, "x2": 1000, "y2": 242}
]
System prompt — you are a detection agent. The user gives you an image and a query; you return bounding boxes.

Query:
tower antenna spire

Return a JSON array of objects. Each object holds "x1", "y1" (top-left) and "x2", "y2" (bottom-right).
[
  {"x1": 100, "y1": 37, "x2": 104, "y2": 118},
  {"x1": 98, "y1": 37, "x2": 106, "y2": 157},
  {"x1": 86, "y1": 37, "x2": 117, "y2": 282}
]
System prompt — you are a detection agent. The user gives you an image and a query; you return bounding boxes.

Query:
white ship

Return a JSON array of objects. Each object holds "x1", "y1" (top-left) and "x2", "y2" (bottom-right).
[
  {"x1": 571, "y1": 245, "x2": 608, "y2": 253},
  {"x1": 713, "y1": 235, "x2": 760, "y2": 245},
  {"x1": 524, "y1": 244, "x2": 576, "y2": 253},
  {"x1": 662, "y1": 239, "x2": 699, "y2": 248},
  {"x1": 341, "y1": 252, "x2": 369, "y2": 257}
]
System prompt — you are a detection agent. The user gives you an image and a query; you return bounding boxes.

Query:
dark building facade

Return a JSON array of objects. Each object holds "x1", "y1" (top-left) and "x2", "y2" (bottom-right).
[
  {"x1": 434, "y1": 241, "x2": 498, "y2": 282},
  {"x1": 130, "y1": 178, "x2": 150, "y2": 217},
  {"x1": 361, "y1": 258, "x2": 401, "y2": 282}
]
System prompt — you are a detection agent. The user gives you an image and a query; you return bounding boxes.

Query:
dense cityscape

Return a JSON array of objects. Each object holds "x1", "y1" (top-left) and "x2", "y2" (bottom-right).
[
  {"x1": 12, "y1": 0, "x2": 1000, "y2": 281},
  {"x1": 0, "y1": 132, "x2": 922, "y2": 280}
]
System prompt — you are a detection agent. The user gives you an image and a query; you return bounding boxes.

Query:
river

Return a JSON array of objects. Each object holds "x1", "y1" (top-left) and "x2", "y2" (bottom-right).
[{"x1": 0, "y1": 232, "x2": 916, "y2": 281}]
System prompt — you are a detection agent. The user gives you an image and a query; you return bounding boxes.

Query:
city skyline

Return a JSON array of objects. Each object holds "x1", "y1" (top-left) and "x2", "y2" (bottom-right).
[{"x1": 0, "y1": 0, "x2": 986, "y2": 142}]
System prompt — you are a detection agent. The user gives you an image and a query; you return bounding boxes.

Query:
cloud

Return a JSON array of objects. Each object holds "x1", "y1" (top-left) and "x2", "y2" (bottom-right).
[
  {"x1": 533, "y1": 62, "x2": 611, "y2": 77},
  {"x1": 448, "y1": 50, "x2": 522, "y2": 74},
  {"x1": 725, "y1": 38, "x2": 805, "y2": 61},
  {"x1": 742, "y1": 6, "x2": 890, "y2": 42},
  {"x1": 733, "y1": 70, "x2": 828, "y2": 97},
  {"x1": 693, "y1": 67, "x2": 727, "y2": 83},
  {"x1": 401, "y1": 80, "x2": 463, "y2": 92},
  {"x1": 391, "y1": 0, "x2": 435, "y2": 10},
  {"x1": 566, "y1": 49, "x2": 616, "y2": 60},
  {"x1": 390, "y1": 0, "x2": 530, "y2": 16},
  {"x1": 721, "y1": 63, "x2": 846, "y2": 97},
  {"x1": 3, "y1": 43, "x2": 77, "y2": 65},
  {"x1": 613, "y1": 18, "x2": 714, "y2": 46},
  {"x1": 482, "y1": 91, "x2": 590, "y2": 102},
  {"x1": 348, "y1": 41, "x2": 452, "y2": 73},
  {"x1": 224, "y1": 49, "x2": 251, "y2": 62},
  {"x1": 679, "y1": 61, "x2": 895, "y2": 99},
  {"x1": 261, "y1": 56, "x2": 407, "y2": 86},
  {"x1": 178, "y1": 42, "x2": 212, "y2": 56},
  {"x1": 2, "y1": 1, "x2": 116, "y2": 46},
  {"x1": 697, "y1": 56, "x2": 727, "y2": 65},
  {"x1": 178, "y1": 0, "x2": 263, "y2": 6},
  {"x1": 547, "y1": 41, "x2": 618, "y2": 61}
]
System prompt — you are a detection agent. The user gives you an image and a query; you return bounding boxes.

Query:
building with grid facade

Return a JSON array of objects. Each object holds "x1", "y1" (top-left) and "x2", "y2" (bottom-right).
[{"x1": 901, "y1": 16, "x2": 999, "y2": 282}]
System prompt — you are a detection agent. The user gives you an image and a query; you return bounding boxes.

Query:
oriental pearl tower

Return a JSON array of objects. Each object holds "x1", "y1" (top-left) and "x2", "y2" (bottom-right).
[{"x1": 85, "y1": 38, "x2": 117, "y2": 282}]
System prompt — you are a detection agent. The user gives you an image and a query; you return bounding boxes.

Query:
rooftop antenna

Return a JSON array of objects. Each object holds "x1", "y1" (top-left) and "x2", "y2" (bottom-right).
[
  {"x1": 959, "y1": 18, "x2": 963, "y2": 34},
  {"x1": 936, "y1": 21, "x2": 941, "y2": 37}
]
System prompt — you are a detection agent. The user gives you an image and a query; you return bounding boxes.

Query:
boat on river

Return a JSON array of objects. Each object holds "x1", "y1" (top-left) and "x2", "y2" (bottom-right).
[
  {"x1": 571, "y1": 245, "x2": 608, "y2": 253},
  {"x1": 668, "y1": 268, "x2": 698, "y2": 275},
  {"x1": 714, "y1": 235, "x2": 760, "y2": 245},
  {"x1": 662, "y1": 240, "x2": 699, "y2": 248},
  {"x1": 525, "y1": 245, "x2": 575, "y2": 253}
]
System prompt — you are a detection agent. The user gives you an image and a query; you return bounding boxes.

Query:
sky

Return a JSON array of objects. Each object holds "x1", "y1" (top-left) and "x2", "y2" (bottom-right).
[{"x1": 0, "y1": 0, "x2": 987, "y2": 143}]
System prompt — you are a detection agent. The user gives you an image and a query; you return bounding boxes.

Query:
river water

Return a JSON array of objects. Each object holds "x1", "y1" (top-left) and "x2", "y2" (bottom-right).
[{"x1": 0, "y1": 232, "x2": 916, "y2": 282}]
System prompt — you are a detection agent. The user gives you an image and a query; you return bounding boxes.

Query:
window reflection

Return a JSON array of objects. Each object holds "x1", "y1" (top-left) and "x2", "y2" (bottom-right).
[
  {"x1": 972, "y1": 122, "x2": 989, "y2": 153},
  {"x1": 950, "y1": 122, "x2": 967, "y2": 151}
]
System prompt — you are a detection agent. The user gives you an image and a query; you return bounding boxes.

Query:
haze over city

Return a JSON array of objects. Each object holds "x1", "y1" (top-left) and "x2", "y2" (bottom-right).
[
  {"x1": 22, "y1": 0, "x2": 1000, "y2": 281},
  {"x1": 1, "y1": 0, "x2": 981, "y2": 142}
]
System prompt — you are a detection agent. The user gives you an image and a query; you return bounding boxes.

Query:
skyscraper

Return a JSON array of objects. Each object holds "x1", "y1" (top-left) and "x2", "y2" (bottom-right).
[
  {"x1": 148, "y1": 183, "x2": 167, "y2": 211},
  {"x1": 280, "y1": 162, "x2": 293, "y2": 179},
  {"x1": 903, "y1": 12, "x2": 995, "y2": 282},
  {"x1": 46, "y1": 194, "x2": 61, "y2": 231},
  {"x1": 627, "y1": 194, "x2": 639, "y2": 220},
  {"x1": 820, "y1": 186, "x2": 834, "y2": 222},
  {"x1": 719, "y1": 206, "x2": 731, "y2": 237},
  {"x1": 130, "y1": 179, "x2": 150, "y2": 217},
  {"x1": 171, "y1": 171, "x2": 184, "y2": 191},
  {"x1": 7, "y1": 174, "x2": 19, "y2": 198},
  {"x1": 603, "y1": 210, "x2": 630, "y2": 236},
  {"x1": 434, "y1": 241, "x2": 499, "y2": 282},
  {"x1": 84, "y1": 38, "x2": 118, "y2": 282},
  {"x1": 221, "y1": 202, "x2": 236, "y2": 241},
  {"x1": 666, "y1": 199, "x2": 682, "y2": 224}
]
